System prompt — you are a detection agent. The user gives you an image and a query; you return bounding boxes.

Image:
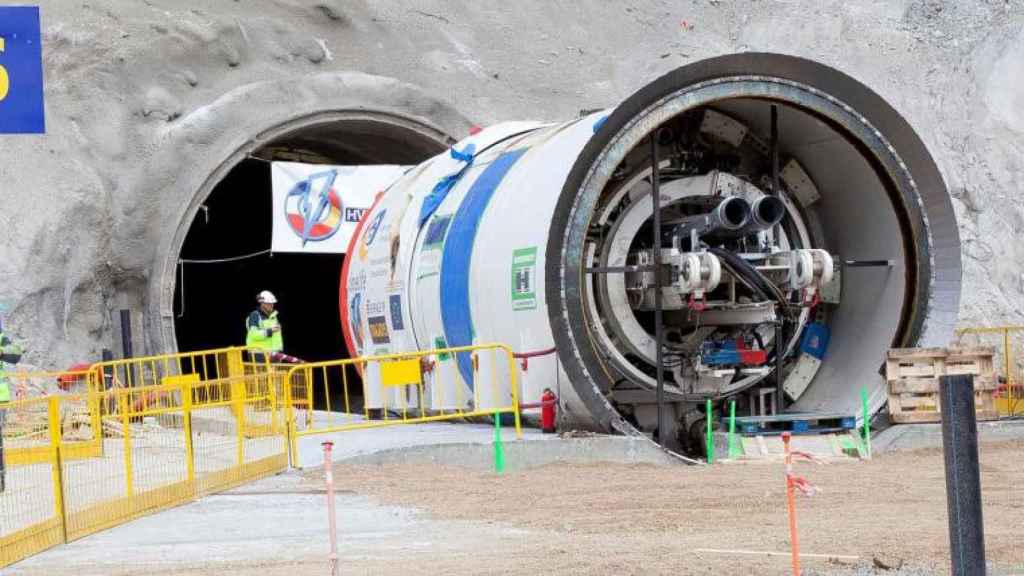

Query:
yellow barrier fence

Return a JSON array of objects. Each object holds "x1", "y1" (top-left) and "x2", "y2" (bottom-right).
[
  {"x1": 243, "y1": 362, "x2": 313, "y2": 430},
  {"x1": 2, "y1": 343, "x2": 524, "y2": 567},
  {"x1": 284, "y1": 343, "x2": 522, "y2": 464},
  {"x1": 0, "y1": 347, "x2": 288, "y2": 568},
  {"x1": 956, "y1": 326, "x2": 1024, "y2": 417},
  {"x1": 0, "y1": 370, "x2": 103, "y2": 468}
]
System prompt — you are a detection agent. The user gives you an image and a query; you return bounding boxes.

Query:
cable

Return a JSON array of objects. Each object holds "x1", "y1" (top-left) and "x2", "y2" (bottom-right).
[
  {"x1": 752, "y1": 329, "x2": 766, "y2": 351},
  {"x1": 709, "y1": 247, "x2": 797, "y2": 321},
  {"x1": 709, "y1": 248, "x2": 771, "y2": 301},
  {"x1": 178, "y1": 249, "x2": 273, "y2": 264}
]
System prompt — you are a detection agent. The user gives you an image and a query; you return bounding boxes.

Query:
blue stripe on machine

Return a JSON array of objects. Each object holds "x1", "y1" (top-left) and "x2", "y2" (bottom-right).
[{"x1": 440, "y1": 149, "x2": 527, "y2": 391}]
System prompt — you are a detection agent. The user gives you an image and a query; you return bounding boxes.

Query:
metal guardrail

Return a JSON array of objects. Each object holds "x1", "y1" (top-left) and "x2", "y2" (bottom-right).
[{"x1": 283, "y1": 343, "x2": 523, "y2": 464}]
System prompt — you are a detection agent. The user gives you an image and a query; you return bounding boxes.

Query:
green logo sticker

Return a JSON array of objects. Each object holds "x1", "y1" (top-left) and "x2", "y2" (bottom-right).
[
  {"x1": 433, "y1": 336, "x2": 450, "y2": 361},
  {"x1": 511, "y1": 247, "x2": 538, "y2": 311}
]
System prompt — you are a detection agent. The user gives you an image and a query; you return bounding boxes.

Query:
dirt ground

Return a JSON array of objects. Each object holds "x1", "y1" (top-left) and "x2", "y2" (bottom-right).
[{"x1": 298, "y1": 440, "x2": 1024, "y2": 576}]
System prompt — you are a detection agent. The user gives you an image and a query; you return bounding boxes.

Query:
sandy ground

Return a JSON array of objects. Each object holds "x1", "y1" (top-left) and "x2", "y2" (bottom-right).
[
  {"x1": 10, "y1": 438, "x2": 1023, "y2": 576},
  {"x1": 298, "y1": 440, "x2": 1024, "y2": 575}
]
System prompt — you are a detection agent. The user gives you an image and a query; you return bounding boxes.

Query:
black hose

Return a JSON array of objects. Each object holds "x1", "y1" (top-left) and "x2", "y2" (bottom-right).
[
  {"x1": 709, "y1": 248, "x2": 774, "y2": 301},
  {"x1": 709, "y1": 248, "x2": 797, "y2": 320},
  {"x1": 752, "y1": 329, "x2": 766, "y2": 351}
]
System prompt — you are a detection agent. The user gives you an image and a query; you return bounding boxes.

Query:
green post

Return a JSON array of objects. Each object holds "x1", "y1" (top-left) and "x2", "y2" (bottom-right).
[
  {"x1": 860, "y1": 387, "x2": 872, "y2": 459},
  {"x1": 705, "y1": 398, "x2": 714, "y2": 464},
  {"x1": 494, "y1": 411, "x2": 506, "y2": 474},
  {"x1": 727, "y1": 400, "x2": 739, "y2": 459}
]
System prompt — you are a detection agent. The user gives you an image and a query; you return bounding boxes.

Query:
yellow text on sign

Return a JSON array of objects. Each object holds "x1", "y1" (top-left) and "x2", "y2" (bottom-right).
[{"x1": 0, "y1": 36, "x2": 8, "y2": 102}]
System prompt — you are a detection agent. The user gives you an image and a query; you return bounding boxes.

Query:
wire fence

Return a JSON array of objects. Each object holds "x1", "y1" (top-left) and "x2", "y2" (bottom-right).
[{"x1": 0, "y1": 348, "x2": 288, "y2": 567}]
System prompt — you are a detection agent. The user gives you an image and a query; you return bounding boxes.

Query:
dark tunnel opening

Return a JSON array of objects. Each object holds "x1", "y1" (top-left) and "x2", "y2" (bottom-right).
[
  {"x1": 172, "y1": 117, "x2": 450, "y2": 411},
  {"x1": 173, "y1": 159, "x2": 349, "y2": 410}
]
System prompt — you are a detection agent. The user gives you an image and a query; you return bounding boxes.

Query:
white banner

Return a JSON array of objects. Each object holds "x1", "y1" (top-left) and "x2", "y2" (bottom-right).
[{"x1": 270, "y1": 162, "x2": 409, "y2": 254}]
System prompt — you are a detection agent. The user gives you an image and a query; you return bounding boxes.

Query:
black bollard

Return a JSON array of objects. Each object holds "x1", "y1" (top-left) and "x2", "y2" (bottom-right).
[
  {"x1": 101, "y1": 349, "x2": 114, "y2": 390},
  {"x1": 939, "y1": 374, "x2": 986, "y2": 576},
  {"x1": 119, "y1": 310, "x2": 136, "y2": 387}
]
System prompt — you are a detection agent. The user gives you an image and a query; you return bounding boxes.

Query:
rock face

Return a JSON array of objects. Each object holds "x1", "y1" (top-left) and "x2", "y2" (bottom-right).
[{"x1": 0, "y1": 0, "x2": 1021, "y2": 367}]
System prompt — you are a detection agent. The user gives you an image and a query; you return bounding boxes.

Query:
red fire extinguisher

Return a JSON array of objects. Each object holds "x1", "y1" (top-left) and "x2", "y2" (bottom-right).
[{"x1": 541, "y1": 388, "x2": 557, "y2": 434}]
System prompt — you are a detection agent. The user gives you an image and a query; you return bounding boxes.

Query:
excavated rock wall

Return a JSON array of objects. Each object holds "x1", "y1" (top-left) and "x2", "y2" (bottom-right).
[{"x1": 1, "y1": 0, "x2": 1022, "y2": 367}]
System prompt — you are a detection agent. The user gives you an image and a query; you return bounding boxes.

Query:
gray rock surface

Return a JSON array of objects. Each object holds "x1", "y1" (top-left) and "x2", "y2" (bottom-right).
[{"x1": 1, "y1": 0, "x2": 1022, "y2": 366}]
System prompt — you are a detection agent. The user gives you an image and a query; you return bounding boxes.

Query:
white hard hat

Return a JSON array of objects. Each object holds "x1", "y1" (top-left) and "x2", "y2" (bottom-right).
[{"x1": 257, "y1": 290, "x2": 277, "y2": 304}]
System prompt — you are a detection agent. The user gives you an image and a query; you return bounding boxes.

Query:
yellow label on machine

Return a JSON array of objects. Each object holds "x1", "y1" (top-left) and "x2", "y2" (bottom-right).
[{"x1": 379, "y1": 358, "x2": 421, "y2": 387}]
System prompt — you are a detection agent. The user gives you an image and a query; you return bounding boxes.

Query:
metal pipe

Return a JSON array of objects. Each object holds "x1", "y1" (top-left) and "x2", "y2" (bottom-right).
[
  {"x1": 844, "y1": 259, "x2": 895, "y2": 268},
  {"x1": 771, "y1": 104, "x2": 779, "y2": 196},
  {"x1": 740, "y1": 195, "x2": 786, "y2": 235},
  {"x1": 939, "y1": 374, "x2": 986, "y2": 576},
  {"x1": 651, "y1": 134, "x2": 665, "y2": 448},
  {"x1": 775, "y1": 320, "x2": 785, "y2": 414},
  {"x1": 670, "y1": 196, "x2": 751, "y2": 249},
  {"x1": 1003, "y1": 328, "x2": 1013, "y2": 417}
]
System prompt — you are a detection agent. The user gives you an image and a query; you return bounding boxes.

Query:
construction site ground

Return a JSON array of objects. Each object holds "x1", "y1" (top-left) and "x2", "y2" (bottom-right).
[{"x1": 6, "y1": 432, "x2": 1024, "y2": 576}]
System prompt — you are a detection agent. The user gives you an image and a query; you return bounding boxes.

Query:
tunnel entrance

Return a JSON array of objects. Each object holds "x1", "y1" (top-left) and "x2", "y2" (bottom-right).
[
  {"x1": 172, "y1": 116, "x2": 449, "y2": 409},
  {"x1": 173, "y1": 158, "x2": 347, "y2": 362}
]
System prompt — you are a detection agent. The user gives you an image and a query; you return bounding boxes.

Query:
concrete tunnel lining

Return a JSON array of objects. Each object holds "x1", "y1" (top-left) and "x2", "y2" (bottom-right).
[
  {"x1": 144, "y1": 72, "x2": 470, "y2": 357},
  {"x1": 547, "y1": 53, "x2": 961, "y2": 435},
  {"x1": 165, "y1": 113, "x2": 451, "y2": 357}
]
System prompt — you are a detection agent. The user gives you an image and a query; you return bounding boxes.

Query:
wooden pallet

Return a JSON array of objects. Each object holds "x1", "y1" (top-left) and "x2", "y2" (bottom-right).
[{"x1": 886, "y1": 347, "x2": 999, "y2": 423}]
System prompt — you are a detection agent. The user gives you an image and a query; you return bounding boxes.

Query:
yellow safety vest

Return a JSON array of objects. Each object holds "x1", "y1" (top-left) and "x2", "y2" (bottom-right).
[
  {"x1": 0, "y1": 331, "x2": 24, "y2": 403},
  {"x1": 245, "y1": 310, "x2": 283, "y2": 353}
]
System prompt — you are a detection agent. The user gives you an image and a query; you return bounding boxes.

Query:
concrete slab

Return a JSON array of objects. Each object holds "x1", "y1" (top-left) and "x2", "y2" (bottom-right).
[
  {"x1": 338, "y1": 436, "x2": 681, "y2": 471},
  {"x1": 292, "y1": 411, "x2": 556, "y2": 468},
  {"x1": 4, "y1": 472, "x2": 519, "y2": 576},
  {"x1": 872, "y1": 418, "x2": 1024, "y2": 453},
  {"x1": 5, "y1": 431, "x2": 679, "y2": 575}
]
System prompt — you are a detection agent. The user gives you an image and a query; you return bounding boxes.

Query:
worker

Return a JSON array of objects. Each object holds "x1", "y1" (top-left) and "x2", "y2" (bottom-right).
[
  {"x1": 245, "y1": 291, "x2": 300, "y2": 364},
  {"x1": 0, "y1": 320, "x2": 24, "y2": 493}
]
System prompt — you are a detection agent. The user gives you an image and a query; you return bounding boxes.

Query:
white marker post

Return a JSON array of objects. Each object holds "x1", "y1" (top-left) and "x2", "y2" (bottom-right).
[{"x1": 322, "y1": 441, "x2": 339, "y2": 576}]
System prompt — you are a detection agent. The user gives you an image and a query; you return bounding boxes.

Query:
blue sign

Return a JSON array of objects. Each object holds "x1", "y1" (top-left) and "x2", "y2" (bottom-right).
[
  {"x1": 0, "y1": 7, "x2": 45, "y2": 134},
  {"x1": 389, "y1": 294, "x2": 404, "y2": 331}
]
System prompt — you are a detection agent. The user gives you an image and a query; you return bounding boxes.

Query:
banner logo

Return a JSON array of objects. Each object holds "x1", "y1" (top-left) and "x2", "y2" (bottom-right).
[
  {"x1": 284, "y1": 170, "x2": 344, "y2": 246},
  {"x1": 272, "y1": 163, "x2": 407, "y2": 255}
]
